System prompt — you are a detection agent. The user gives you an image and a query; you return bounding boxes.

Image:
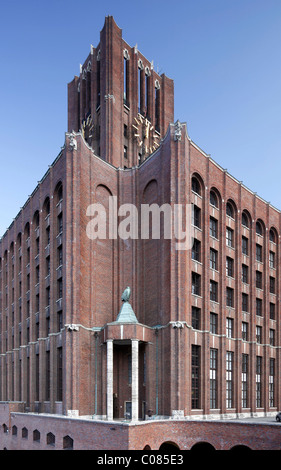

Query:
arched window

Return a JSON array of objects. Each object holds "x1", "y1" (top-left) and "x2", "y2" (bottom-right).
[
  {"x1": 256, "y1": 221, "x2": 263, "y2": 236},
  {"x1": 210, "y1": 190, "x2": 218, "y2": 208},
  {"x1": 269, "y1": 228, "x2": 276, "y2": 243},
  {"x1": 242, "y1": 211, "x2": 249, "y2": 228},
  {"x1": 226, "y1": 202, "x2": 234, "y2": 219},
  {"x1": 191, "y1": 176, "x2": 201, "y2": 196}
]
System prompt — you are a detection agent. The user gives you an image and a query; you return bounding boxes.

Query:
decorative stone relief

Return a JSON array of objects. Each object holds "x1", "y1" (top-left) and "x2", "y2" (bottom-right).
[
  {"x1": 174, "y1": 120, "x2": 182, "y2": 141},
  {"x1": 68, "y1": 133, "x2": 77, "y2": 151}
]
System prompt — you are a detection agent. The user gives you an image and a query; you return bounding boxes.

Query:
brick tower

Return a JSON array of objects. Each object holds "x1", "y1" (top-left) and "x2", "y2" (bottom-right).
[
  {"x1": 0, "y1": 16, "x2": 281, "y2": 450},
  {"x1": 67, "y1": 16, "x2": 174, "y2": 168}
]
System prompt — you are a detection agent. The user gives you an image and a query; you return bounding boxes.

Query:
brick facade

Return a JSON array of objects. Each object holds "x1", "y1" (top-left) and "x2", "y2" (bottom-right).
[{"x1": 0, "y1": 16, "x2": 280, "y2": 450}]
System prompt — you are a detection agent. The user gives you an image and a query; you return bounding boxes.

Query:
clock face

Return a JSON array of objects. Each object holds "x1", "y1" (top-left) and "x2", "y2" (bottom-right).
[
  {"x1": 82, "y1": 114, "x2": 94, "y2": 145},
  {"x1": 132, "y1": 113, "x2": 160, "y2": 160}
]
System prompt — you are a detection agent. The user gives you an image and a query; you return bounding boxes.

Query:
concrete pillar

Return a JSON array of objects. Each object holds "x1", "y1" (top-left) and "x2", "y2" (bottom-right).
[
  {"x1": 131, "y1": 339, "x2": 139, "y2": 421},
  {"x1": 107, "y1": 339, "x2": 113, "y2": 420}
]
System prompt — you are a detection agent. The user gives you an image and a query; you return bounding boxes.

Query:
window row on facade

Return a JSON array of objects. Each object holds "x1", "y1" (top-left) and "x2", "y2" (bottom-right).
[
  {"x1": 191, "y1": 306, "x2": 276, "y2": 345},
  {"x1": 192, "y1": 345, "x2": 277, "y2": 410},
  {"x1": 0, "y1": 182, "x2": 64, "y2": 353}
]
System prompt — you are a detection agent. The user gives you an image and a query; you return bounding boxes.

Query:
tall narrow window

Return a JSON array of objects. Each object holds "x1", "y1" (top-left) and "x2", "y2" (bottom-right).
[
  {"x1": 242, "y1": 236, "x2": 248, "y2": 255},
  {"x1": 35, "y1": 353, "x2": 39, "y2": 401},
  {"x1": 269, "y1": 251, "x2": 275, "y2": 269},
  {"x1": 210, "y1": 280, "x2": 218, "y2": 302},
  {"x1": 226, "y1": 287, "x2": 234, "y2": 308},
  {"x1": 210, "y1": 348, "x2": 218, "y2": 409},
  {"x1": 226, "y1": 351, "x2": 234, "y2": 409},
  {"x1": 145, "y1": 71, "x2": 150, "y2": 117},
  {"x1": 192, "y1": 205, "x2": 201, "y2": 229},
  {"x1": 256, "y1": 244, "x2": 262, "y2": 262},
  {"x1": 242, "y1": 322, "x2": 248, "y2": 341},
  {"x1": 155, "y1": 81, "x2": 160, "y2": 132},
  {"x1": 192, "y1": 306, "x2": 200, "y2": 330},
  {"x1": 46, "y1": 350, "x2": 50, "y2": 401},
  {"x1": 192, "y1": 272, "x2": 201, "y2": 296},
  {"x1": 138, "y1": 63, "x2": 144, "y2": 114},
  {"x1": 96, "y1": 56, "x2": 100, "y2": 109},
  {"x1": 57, "y1": 347, "x2": 63, "y2": 402},
  {"x1": 226, "y1": 317, "x2": 233, "y2": 338},
  {"x1": 226, "y1": 227, "x2": 234, "y2": 247},
  {"x1": 269, "y1": 358, "x2": 275, "y2": 407},
  {"x1": 191, "y1": 345, "x2": 200, "y2": 409},
  {"x1": 242, "y1": 354, "x2": 248, "y2": 408},
  {"x1": 210, "y1": 217, "x2": 218, "y2": 239},
  {"x1": 210, "y1": 313, "x2": 218, "y2": 334},
  {"x1": 123, "y1": 55, "x2": 129, "y2": 107},
  {"x1": 256, "y1": 356, "x2": 262, "y2": 408},
  {"x1": 256, "y1": 325, "x2": 262, "y2": 344},
  {"x1": 192, "y1": 239, "x2": 201, "y2": 262},
  {"x1": 210, "y1": 248, "x2": 218, "y2": 270}
]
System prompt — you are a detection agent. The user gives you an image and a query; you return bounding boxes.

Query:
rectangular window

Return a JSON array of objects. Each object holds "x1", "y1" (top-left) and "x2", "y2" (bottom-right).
[
  {"x1": 256, "y1": 271, "x2": 262, "y2": 289},
  {"x1": 242, "y1": 236, "x2": 248, "y2": 255},
  {"x1": 192, "y1": 345, "x2": 200, "y2": 409},
  {"x1": 192, "y1": 239, "x2": 201, "y2": 262},
  {"x1": 256, "y1": 244, "x2": 262, "y2": 262},
  {"x1": 242, "y1": 293, "x2": 248, "y2": 312},
  {"x1": 192, "y1": 205, "x2": 201, "y2": 229},
  {"x1": 269, "y1": 358, "x2": 275, "y2": 408},
  {"x1": 242, "y1": 264, "x2": 248, "y2": 283},
  {"x1": 210, "y1": 217, "x2": 218, "y2": 239},
  {"x1": 269, "y1": 329, "x2": 275, "y2": 346},
  {"x1": 210, "y1": 313, "x2": 218, "y2": 334},
  {"x1": 256, "y1": 325, "x2": 262, "y2": 344},
  {"x1": 57, "y1": 347, "x2": 63, "y2": 402},
  {"x1": 226, "y1": 257, "x2": 234, "y2": 277},
  {"x1": 210, "y1": 248, "x2": 218, "y2": 270},
  {"x1": 270, "y1": 303, "x2": 275, "y2": 320},
  {"x1": 226, "y1": 287, "x2": 234, "y2": 308},
  {"x1": 210, "y1": 349, "x2": 218, "y2": 409},
  {"x1": 256, "y1": 298, "x2": 262, "y2": 316},
  {"x1": 269, "y1": 251, "x2": 275, "y2": 269},
  {"x1": 210, "y1": 280, "x2": 218, "y2": 302},
  {"x1": 192, "y1": 307, "x2": 200, "y2": 330},
  {"x1": 192, "y1": 272, "x2": 201, "y2": 296},
  {"x1": 256, "y1": 356, "x2": 262, "y2": 408},
  {"x1": 226, "y1": 318, "x2": 233, "y2": 338},
  {"x1": 226, "y1": 227, "x2": 234, "y2": 248},
  {"x1": 270, "y1": 276, "x2": 275, "y2": 294},
  {"x1": 242, "y1": 354, "x2": 248, "y2": 408},
  {"x1": 226, "y1": 351, "x2": 234, "y2": 409},
  {"x1": 242, "y1": 321, "x2": 248, "y2": 341}
]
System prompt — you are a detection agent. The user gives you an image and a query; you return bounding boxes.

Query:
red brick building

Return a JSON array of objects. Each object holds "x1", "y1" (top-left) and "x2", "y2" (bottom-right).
[{"x1": 0, "y1": 16, "x2": 280, "y2": 450}]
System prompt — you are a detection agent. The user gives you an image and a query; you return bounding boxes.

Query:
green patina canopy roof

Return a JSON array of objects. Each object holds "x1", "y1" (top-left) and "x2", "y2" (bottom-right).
[{"x1": 116, "y1": 301, "x2": 138, "y2": 323}]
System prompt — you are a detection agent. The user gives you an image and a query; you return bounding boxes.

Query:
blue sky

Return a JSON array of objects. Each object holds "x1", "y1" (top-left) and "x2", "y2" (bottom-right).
[{"x1": 0, "y1": 0, "x2": 281, "y2": 237}]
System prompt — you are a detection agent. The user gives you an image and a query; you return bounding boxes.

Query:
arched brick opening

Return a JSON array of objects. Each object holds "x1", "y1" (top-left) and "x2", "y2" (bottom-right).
[
  {"x1": 159, "y1": 441, "x2": 180, "y2": 451},
  {"x1": 190, "y1": 442, "x2": 216, "y2": 451},
  {"x1": 230, "y1": 445, "x2": 251, "y2": 451}
]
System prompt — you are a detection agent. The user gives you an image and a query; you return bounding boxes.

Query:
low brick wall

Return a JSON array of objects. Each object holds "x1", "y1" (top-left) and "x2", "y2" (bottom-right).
[{"x1": 0, "y1": 402, "x2": 280, "y2": 450}]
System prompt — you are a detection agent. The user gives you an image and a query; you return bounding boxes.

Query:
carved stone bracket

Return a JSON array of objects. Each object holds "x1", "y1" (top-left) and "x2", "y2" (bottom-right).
[
  {"x1": 171, "y1": 321, "x2": 185, "y2": 329},
  {"x1": 67, "y1": 324, "x2": 79, "y2": 331}
]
